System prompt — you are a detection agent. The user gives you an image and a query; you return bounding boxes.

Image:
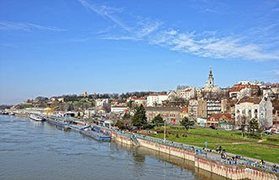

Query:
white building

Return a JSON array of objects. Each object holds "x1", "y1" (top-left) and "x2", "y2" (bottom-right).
[
  {"x1": 229, "y1": 81, "x2": 259, "y2": 99},
  {"x1": 111, "y1": 106, "x2": 128, "y2": 114},
  {"x1": 95, "y1": 98, "x2": 109, "y2": 108},
  {"x1": 176, "y1": 86, "x2": 196, "y2": 100},
  {"x1": 203, "y1": 67, "x2": 220, "y2": 93},
  {"x1": 235, "y1": 97, "x2": 273, "y2": 129},
  {"x1": 127, "y1": 97, "x2": 147, "y2": 106},
  {"x1": 259, "y1": 97, "x2": 273, "y2": 129},
  {"x1": 84, "y1": 108, "x2": 96, "y2": 118},
  {"x1": 147, "y1": 94, "x2": 168, "y2": 107},
  {"x1": 206, "y1": 99, "x2": 221, "y2": 116}
]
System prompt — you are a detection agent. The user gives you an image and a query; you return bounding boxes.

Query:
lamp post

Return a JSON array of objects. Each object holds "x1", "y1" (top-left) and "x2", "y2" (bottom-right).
[{"x1": 163, "y1": 119, "x2": 166, "y2": 143}]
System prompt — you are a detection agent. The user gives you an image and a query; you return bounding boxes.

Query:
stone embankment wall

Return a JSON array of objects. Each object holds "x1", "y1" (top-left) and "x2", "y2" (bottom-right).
[
  {"x1": 195, "y1": 157, "x2": 277, "y2": 180},
  {"x1": 137, "y1": 138, "x2": 277, "y2": 180},
  {"x1": 110, "y1": 131, "x2": 133, "y2": 145},
  {"x1": 137, "y1": 138, "x2": 195, "y2": 161},
  {"x1": 109, "y1": 132, "x2": 277, "y2": 180}
]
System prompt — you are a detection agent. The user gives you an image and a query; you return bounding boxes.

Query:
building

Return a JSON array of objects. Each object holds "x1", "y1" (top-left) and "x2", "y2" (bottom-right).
[
  {"x1": 206, "y1": 99, "x2": 221, "y2": 116},
  {"x1": 145, "y1": 107, "x2": 182, "y2": 125},
  {"x1": 259, "y1": 97, "x2": 273, "y2": 129},
  {"x1": 176, "y1": 86, "x2": 196, "y2": 100},
  {"x1": 127, "y1": 97, "x2": 147, "y2": 106},
  {"x1": 95, "y1": 98, "x2": 109, "y2": 108},
  {"x1": 235, "y1": 97, "x2": 273, "y2": 129},
  {"x1": 235, "y1": 97, "x2": 261, "y2": 127},
  {"x1": 196, "y1": 118, "x2": 207, "y2": 127},
  {"x1": 197, "y1": 98, "x2": 207, "y2": 118},
  {"x1": 146, "y1": 94, "x2": 168, "y2": 107},
  {"x1": 207, "y1": 113, "x2": 234, "y2": 130},
  {"x1": 272, "y1": 99, "x2": 279, "y2": 128},
  {"x1": 83, "y1": 91, "x2": 88, "y2": 97},
  {"x1": 203, "y1": 67, "x2": 220, "y2": 93},
  {"x1": 111, "y1": 106, "x2": 128, "y2": 114},
  {"x1": 221, "y1": 99, "x2": 229, "y2": 113},
  {"x1": 229, "y1": 81, "x2": 260, "y2": 99},
  {"x1": 180, "y1": 107, "x2": 188, "y2": 118},
  {"x1": 188, "y1": 99, "x2": 198, "y2": 118},
  {"x1": 84, "y1": 108, "x2": 95, "y2": 118}
]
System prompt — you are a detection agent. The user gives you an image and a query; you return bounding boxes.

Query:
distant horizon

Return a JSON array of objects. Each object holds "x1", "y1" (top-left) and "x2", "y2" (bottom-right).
[
  {"x1": 2, "y1": 77, "x2": 278, "y2": 106},
  {"x1": 1, "y1": 0, "x2": 278, "y2": 105}
]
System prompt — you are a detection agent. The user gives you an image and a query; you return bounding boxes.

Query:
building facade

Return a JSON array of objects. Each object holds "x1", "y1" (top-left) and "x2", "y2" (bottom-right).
[
  {"x1": 145, "y1": 107, "x2": 181, "y2": 125},
  {"x1": 146, "y1": 94, "x2": 168, "y2": 107},
  {"x1": 206, "y1": 99, "x2": 221, "y2": 116},
  {"x1": 235, "y1": 97, "x2": 273, "y2": 129}
]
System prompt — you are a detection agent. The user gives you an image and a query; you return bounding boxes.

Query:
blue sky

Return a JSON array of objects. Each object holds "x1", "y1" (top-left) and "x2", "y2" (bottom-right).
[{"x1": 0, "y1": 0, "x2": 279, "y2": 104}]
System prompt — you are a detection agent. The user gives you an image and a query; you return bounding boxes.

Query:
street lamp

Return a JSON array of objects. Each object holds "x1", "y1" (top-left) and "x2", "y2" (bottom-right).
[{"x1": 163, "y1": 119, "x2": 166, "y2": 143}]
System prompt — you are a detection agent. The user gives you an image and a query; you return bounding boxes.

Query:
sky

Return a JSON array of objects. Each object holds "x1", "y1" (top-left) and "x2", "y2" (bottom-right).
[{"x1": 0, "y1": 0, "x2": 279, "y2": 104}]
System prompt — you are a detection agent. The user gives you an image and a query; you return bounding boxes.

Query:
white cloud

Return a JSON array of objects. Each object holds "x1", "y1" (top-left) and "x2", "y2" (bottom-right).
[
  {"x1": 0, "y1": 21, "x2": 66, "y2": 32},
  {"x1": 135, "y1": 21, "x2": 162, "y2": 38},
  {"x1": 78, "y1": 0, "x2": 279, "y2": 61},
  {"x1": 78, "y1": 0, "x2": 162, "y2": 38},
  {"x1": 151, "y1": 30, "x2": 279, "y2": 61},
  {"x1": 78, "y1": 0, "x2": 131, "y2": 32},
  {"x1": 100, "y1": 35, "x2": 140, "y2": 41}
]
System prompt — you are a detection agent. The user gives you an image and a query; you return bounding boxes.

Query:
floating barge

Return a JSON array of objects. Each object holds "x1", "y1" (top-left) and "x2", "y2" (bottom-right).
[
  {"x1": 46, "y1": 116, "x2": 69, "y2": 128},
  {"x1": 80, "y1": 125, "x2": 111, "y2": 142},
  {"x1": 45, "y1": 117, "x2": 111, "y2": 142}
]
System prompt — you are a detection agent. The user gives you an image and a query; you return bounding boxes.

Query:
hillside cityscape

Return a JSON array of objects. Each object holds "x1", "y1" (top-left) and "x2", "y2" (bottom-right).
[
  {"x1": 1, "y1": 0, "x2": 279, "y2": 179},
  {"x1": 2, "y1": 68, "x2": 278, "y2": 133}
]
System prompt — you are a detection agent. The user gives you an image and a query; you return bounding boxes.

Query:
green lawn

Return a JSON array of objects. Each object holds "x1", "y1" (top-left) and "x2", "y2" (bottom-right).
[{"x1": 151, "y1": 126, "x2": 279, "y2": 163}]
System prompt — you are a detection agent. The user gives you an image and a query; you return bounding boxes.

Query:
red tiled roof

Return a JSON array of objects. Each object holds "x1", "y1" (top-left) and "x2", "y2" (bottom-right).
[
  {"x1": 208, "y1": 113, "x2": 233, "y2": 122},
  {"x1": 229, "y1": 84, "x2": 259, "y2": 93},
  {"x1": 237, "y1": 97, "x2": 261, "y2": 104},
  {"x1": 181, "y1": 107, "x2": 188, "y2": 113}
]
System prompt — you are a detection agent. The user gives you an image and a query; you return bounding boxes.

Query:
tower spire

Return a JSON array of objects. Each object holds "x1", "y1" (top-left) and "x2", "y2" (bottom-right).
[{"x1": 206, "y1": 66, "x2": 214, "y2": 88}]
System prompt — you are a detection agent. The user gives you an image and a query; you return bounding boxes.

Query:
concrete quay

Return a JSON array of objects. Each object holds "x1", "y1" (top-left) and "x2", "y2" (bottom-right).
[{"x1": 109, "y1": 129, "x2": 278, "y2": 180}]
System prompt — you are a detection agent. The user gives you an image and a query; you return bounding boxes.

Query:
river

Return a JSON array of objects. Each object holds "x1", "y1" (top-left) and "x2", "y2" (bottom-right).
[{"x1": 0, "y1": 115, "x2": 221, "y2": 180}]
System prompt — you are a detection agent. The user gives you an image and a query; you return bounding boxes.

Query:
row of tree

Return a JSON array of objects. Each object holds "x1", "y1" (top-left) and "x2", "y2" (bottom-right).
[
  {"x1": 116, "y1": 105, "x2": 195, "y2": 130},
  {"x1": 116, "y1": 105, "x2": 262, "y2": 137}
]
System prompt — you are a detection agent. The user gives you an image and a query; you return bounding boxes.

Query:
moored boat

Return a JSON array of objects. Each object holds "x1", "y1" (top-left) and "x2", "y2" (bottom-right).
[
  {"x1": 29, "y1": 114, "x2": 44, "y2": 121},
  {"x1": 80, "y1": 126, "x2": 111, "y2": 142},
  {"x1": 46, "y1": 116, "x2": 68, "y2": 128}
]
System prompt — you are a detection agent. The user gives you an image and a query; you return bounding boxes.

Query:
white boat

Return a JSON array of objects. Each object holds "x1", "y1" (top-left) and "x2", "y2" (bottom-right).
[{"x1": 29, "y1": 114, "x2": 44, "y2": 121}]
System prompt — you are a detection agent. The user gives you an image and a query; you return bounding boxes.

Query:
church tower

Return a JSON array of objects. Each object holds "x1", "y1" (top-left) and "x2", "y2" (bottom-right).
[{"x1": 206, "y1": 67, "x2": 214, "y2": 88}]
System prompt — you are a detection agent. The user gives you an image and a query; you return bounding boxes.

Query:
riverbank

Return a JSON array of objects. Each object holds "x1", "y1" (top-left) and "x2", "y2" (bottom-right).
[
  {"x1": 151, "y1": 126, "x2": 279, "y2": 164},
  {"x1": 110, "y1": 129, "x2": 278, "y2": 180},
  {"x1": 4, "y1": 114, "x2": 279, "y2": 179}
]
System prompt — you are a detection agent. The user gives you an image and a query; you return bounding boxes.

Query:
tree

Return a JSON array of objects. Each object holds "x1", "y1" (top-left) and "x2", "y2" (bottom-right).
[
  {"x1": 123, "y1": 112, "x2": 131, "y2": 120},
  {"x1": 240, "y1": 115, "x2": 248, "y2": 137},
  {"x1": 115, "y1": 120, "x2": 125, "y2": 130},
  {"x1": 67, "y1": 103, "x2": 74, "y2": 111},
  {"x1": 127, "y1": 100, "x2": 133, "y2": 109},
  {"x1": 248, "y1": 118, "x2": 259, "y2": 136},
  {"x1": 180, "y1": 117, "x2": 194, "y2": 130},
  {"x1": 152, "y1": 114, "x2": 164, "y2": 126},
  {"x1": 132, "y1": 104, "x2": 147, "y2": 128}
]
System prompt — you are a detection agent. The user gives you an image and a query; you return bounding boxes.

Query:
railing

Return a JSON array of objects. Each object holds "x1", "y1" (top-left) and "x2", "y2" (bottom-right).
[
  {"x1": 62, "y1": 120, "x2": 279, "y2": 174},
  {"x1": 134, "y1": 133, "x2": 279, "y2": 174}
]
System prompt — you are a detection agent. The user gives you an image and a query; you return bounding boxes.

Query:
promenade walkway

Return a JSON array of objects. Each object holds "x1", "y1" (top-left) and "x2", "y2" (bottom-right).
[{"x1": 111, "y1": 129, "x2": 279, "y2": 174}]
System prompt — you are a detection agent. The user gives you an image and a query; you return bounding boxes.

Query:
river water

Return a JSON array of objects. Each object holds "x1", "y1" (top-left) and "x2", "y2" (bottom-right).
[{"x1": 0, "y1": 115, "x2": 220, "y2": 180}]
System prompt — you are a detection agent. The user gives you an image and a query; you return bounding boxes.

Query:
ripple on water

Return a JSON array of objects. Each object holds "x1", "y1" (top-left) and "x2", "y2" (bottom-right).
[{"x1": 0, "y1": 115, "x2": 201, "y2": 180}]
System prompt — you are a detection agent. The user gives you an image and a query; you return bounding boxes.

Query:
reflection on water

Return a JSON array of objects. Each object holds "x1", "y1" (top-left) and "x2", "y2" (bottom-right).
[{"x1": 0, "y1": 115, "x2": 223, "y2": 180}]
